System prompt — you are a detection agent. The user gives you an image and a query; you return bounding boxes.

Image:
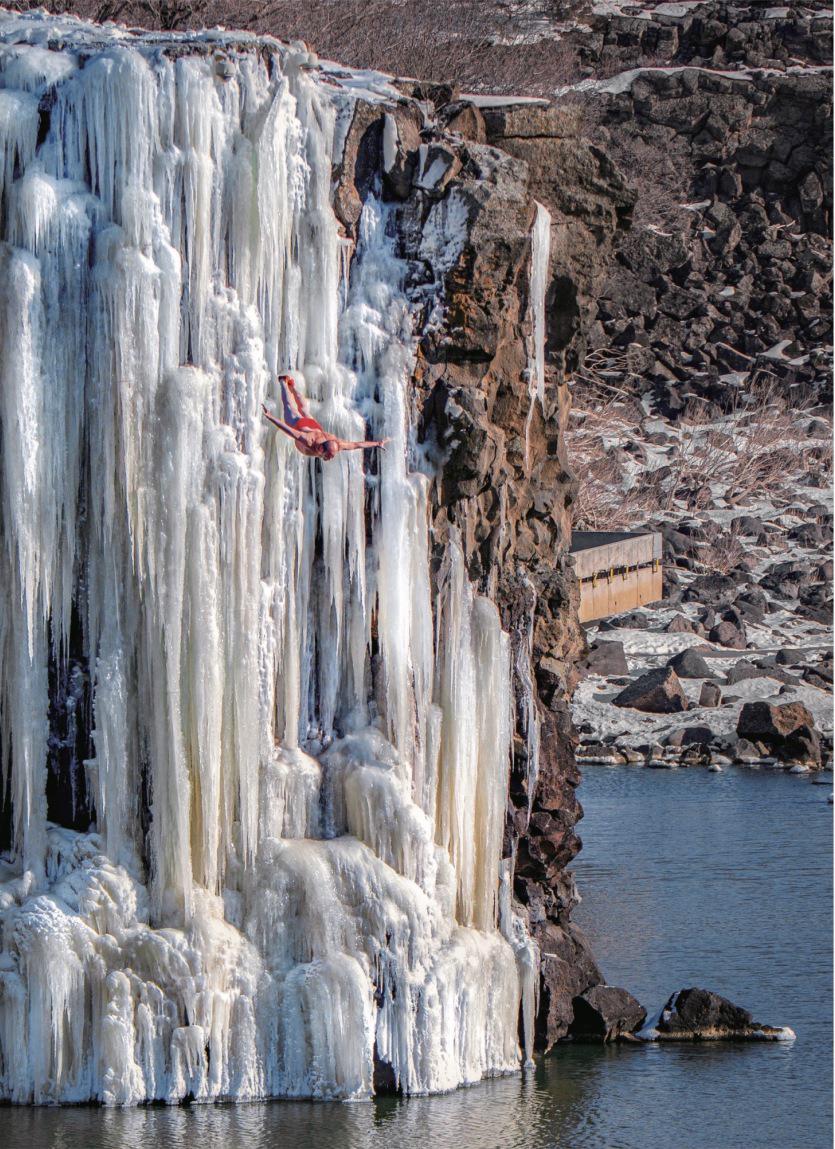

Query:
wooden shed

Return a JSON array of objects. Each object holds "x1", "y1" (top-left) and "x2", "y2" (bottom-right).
[{"x1": 570, "y1": 531, "x2": 663, "y2": 623}]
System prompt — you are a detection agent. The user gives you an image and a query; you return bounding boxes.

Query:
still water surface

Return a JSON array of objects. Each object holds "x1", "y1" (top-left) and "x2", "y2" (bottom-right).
[{"x1": 3, "y1": 765, "x2": 831, "y2": 1149}]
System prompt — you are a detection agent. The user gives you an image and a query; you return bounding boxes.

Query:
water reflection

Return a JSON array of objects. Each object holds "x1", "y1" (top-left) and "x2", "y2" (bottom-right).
[{"x1": 1, "y1": 766, "x2": 830, "y2": 1149}]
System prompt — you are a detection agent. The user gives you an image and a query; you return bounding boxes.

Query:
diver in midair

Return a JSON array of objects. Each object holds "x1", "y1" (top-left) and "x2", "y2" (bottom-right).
[{"x1": 262, "y1": 375, "x2": 388, "y2": 461}]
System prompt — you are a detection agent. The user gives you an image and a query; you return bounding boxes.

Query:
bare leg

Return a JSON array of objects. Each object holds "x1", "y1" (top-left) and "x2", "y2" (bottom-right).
[
  {"x1": 286, "y1": 375, "x2": 310, "y2": 418},
  {"x1": 279, "y1": 376, "x2": 300, "y2": 426}
]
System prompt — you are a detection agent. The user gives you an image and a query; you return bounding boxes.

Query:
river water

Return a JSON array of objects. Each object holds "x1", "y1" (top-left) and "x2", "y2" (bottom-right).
[{"x1": 2, "y1": 764, "x2": 830, "y2": 1149}]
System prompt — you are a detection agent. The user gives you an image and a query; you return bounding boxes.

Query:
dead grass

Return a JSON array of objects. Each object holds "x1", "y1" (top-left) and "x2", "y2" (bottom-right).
[
  {"x1": 567, "y1": 365, "x2": 833, "y2": 532},
  {"x1": 4, "y1": 0, "x2": 585, "y2": 95}
]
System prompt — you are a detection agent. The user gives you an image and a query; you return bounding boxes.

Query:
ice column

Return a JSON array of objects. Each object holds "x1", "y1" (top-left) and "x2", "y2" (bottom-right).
[{"x1": 525, "y1": 200, "x2": 551, "y2": 462}]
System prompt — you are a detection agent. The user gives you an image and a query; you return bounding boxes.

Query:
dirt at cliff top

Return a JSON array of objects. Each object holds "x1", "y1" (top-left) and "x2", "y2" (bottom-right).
[{"x1": 6, "y1": 1, "x2": 831, "y2": 95}]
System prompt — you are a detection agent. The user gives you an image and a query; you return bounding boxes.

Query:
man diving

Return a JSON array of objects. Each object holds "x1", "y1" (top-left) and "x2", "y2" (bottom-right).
[{"x1": 262, "y1": 374, "x2": 388, "y2": 461}]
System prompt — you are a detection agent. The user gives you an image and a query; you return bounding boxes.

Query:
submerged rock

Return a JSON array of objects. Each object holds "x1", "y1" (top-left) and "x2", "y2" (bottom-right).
[{"x1": 645, "y1": 988, "x2": 795, "y2": 1042}]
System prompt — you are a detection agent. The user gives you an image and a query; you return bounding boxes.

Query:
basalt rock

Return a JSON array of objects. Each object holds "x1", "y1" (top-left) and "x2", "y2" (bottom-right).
[
  {"x1": 613, "y1": 667, "x2": 688, "y2": 713},
  {"x1": 667, "y1": 647, "x2": 715, "y2": 679},
  {"x1": 569, "y1": 985, "x2": 647, "y2": 1043},
  {"x1": 580, "y1": 640, "x2": 629, "y2": 677},
  {"x1": 736, "y1": 700, "x2": 822, "y2": 767},
  {"x1": 387, "y1": 99, "x2": 617, "y2": 1051},
  {"x1": 651, "y1": 988, "x2": 795, "y2": 1042},
  {"x1": 699, "y1": 681, "x2": 723, "y2": 708}
]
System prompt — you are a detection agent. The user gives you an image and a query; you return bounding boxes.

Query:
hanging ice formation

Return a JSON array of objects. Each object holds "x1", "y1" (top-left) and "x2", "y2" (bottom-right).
[
  {"x1": 0, "y1": 12, "x2": 542, "y2": 1104},
  {"x1": 524, "y1": 200, "x2": 551, "y2": 464}
]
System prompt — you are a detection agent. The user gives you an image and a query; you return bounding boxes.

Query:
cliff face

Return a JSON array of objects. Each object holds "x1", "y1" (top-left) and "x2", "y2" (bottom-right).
[
  {"x1": 331, "y1": 89, "x2": 638, "y2": 1048},
  {"x1": 0, "y1": 13, "x2": 615, "y2": 1096},
  {"x1": 575, "y1": 65, "x2": 832, "y2": 412}
]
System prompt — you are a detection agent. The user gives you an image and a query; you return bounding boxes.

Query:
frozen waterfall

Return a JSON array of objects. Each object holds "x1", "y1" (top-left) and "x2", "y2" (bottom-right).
[{"x1": 0, "y1": 12, "x2": 537, "y2": 1103}]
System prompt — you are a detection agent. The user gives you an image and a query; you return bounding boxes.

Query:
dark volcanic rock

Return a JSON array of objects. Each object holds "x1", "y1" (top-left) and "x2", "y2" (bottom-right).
[
  {"x1": 736, "y1": 701, "x2": 822, "y2": 767},
  {"x1": 653, "y1": 988, "x2": 793, "y2": 1042},
  {"x1": 668, "y1": 647, "x2": 715, "y2": 679},
  {"x1": 681, "y1": 725, "x2": 714, "y2": 746},
  {"x1": 581, "y1": 640, "x2": 629, "y2": 677},
  {"x1": 613, "y1": 667, "x2": 688, "y2": 713},
  {"x1": 709, "y1": 618, "x2": 746, "y2": 649},
  {"x1": 683, "y1": 574, "x2": 739, "y2": 606},
  {"x1": 699, "y1": 681, "x2": 722, "y2": 708},
  {"x1": 599, "y1": 610, "x2": 652, "y2": 631},
  {"x1": 666, "y1": 613, "x2": 700, "y2": 634},
  {"x1": 569, "y1": 985, "x2": 647, "y2": 1043},
  {"x1": 536, "y1": 923, "x2": 604, "y2": 1052}
]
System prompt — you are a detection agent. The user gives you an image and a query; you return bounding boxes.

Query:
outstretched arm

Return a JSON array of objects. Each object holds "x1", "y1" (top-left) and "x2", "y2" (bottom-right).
[
  {"x1": 337, "y1": 437, "x2": 391, "y2": 453},
  {"x1": 262, "y1": 405, "x2": 303, "y2": 441}
]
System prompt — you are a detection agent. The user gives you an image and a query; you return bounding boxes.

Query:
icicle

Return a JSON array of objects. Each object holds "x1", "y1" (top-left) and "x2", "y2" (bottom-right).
[
  {"x1": 0, "y1": 12, "x2": 531, "y2": 1104},
  {"x1": 525, "y1": 201, "x2": 551, "y2": 464},
  {"x1": 499, "y1": 858, "x2": 540, "y2": 1066}
]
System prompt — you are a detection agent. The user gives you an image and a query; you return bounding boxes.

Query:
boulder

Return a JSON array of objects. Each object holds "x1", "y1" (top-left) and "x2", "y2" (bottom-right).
[
  {"x1": 797, "y1": 584, "x2": 833, "y2": 624},
  {"x1": 731, "y1": 515, "x2": 765, "y2": 537},
  {"x1": 681, "y1": 725, "x2": 714, "y2": 745},
  {"x1": 667, "y1": 647, "x2": 715, "y2": 679},
  {"x1": 599, "y1": 610, "x2": 651, "y2": 631},
  {"x1": 666, "y1": 725, "x2": 713, "y2": 749},
  {"x1": 734, "y1": 663, "x2": 796, "y2": 686},
  {"x1": 802, "y1": 663, "x2": 833, "y2": 691},
  {"x1": 733, "y1": 588, "x2": 768, "y2": 624},
  {"x1": 760, "y1": 561, "x2": 812, "y2": 599},
  {"x1": 581, "y1": 640, "x2": 629, "y2": 677},
  {"x1": 734, "y1": 737, "x2": 762, "y2": 763},
  {"x1": 666, "y1": 613, "x2": 700, "y2": 634},
  {"x1": 683, "y1": 573, "x2": 738, "y2": 605},
  {"x1": 576, "y1": 741, "x2": 626, "y2": 765},
  {"x1": 709, "y1": 619, "x2": 746, "y2": 649},
  {"x1": 569, "y1": 985, "x2": 647, "y2": 1043},
  {"x1": 650, "y1": 988, "x2": 794, "y2": 1042},
  {"x1": 725, "y1": 661, "x2": 770, "y2": 686},
  {"x1": 534, "y1": 923, "x2": 604, "y2": 1052},
  {"x1": 699, "y1": 681, "x2": 722, "y2": 708},
  {"x1": 736, "y1": 701, "x2": 822, "y2": 767},
  {"x1": 613, "y1": 667, "x2": 688, "y2": 714}
]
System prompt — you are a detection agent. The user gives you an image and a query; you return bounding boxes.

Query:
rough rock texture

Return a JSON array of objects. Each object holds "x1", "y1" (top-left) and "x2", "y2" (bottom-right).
[
  {"x1": 668, "y1": 648, "x2": 714, "y2": 679},
  {"x1": 332, "y1": 82, "x2": 625, "y2": 1050},
  {"x1": 613, "y1": 667, "x2": 688, "y2": 713},
  {"x1": 581, "y1": 640, "x2": 628, "y2": 677},
  {"x1": 573, "y1": 61, "x2": 832, "y2": 410},
  {"x1": 569, "y1": 984, "x2": 647, "y2": 1043},
  {"x1": 568, "y1": 3, "x2": 832, "y2": 76},
  {"x1": 737, "y1": 700, "x2": 822, "y2": 766},
  {"x1": 653, "y1": 987, "x2": 794, "y2": 1042}
]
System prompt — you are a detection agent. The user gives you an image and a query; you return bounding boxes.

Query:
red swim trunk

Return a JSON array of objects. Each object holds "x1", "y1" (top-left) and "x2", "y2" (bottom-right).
[{"x1": 295, "y1": 416, "x2": 323, "y2": 432}]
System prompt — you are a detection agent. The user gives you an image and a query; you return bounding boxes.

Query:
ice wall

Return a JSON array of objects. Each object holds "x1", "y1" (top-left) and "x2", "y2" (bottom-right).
[{"x1": 0, "y1": 12, "x2": 536, "y2": 1104}]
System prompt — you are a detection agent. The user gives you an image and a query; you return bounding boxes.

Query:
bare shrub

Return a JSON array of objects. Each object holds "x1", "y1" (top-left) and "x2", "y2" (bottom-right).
[
  {"x1": 566, "y1": 365, "x2": 833, "y2": 533},
  {"x1": 697, "y1": 524, "x2": 746, "y2": 575},
  {"x1": 3, "y1": 0, "x2": 584, "y2": 94},
  {"x1": 581, "y1": 107, "x2": 696, "y2": 229},
  {"x1": 566, "y1": 375, "x2": 657, "y2": 531}
]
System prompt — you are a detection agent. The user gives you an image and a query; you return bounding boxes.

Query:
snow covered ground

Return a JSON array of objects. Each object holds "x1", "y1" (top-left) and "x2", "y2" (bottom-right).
[{"x1": 569, "y1": 392, "x2": 833, "y2": 772}]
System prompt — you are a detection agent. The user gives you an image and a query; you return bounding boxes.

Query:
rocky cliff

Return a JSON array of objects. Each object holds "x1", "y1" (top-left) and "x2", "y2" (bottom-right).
[{"x1": 329, "y1": 85, "x2": 634, "y2": 1049}]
